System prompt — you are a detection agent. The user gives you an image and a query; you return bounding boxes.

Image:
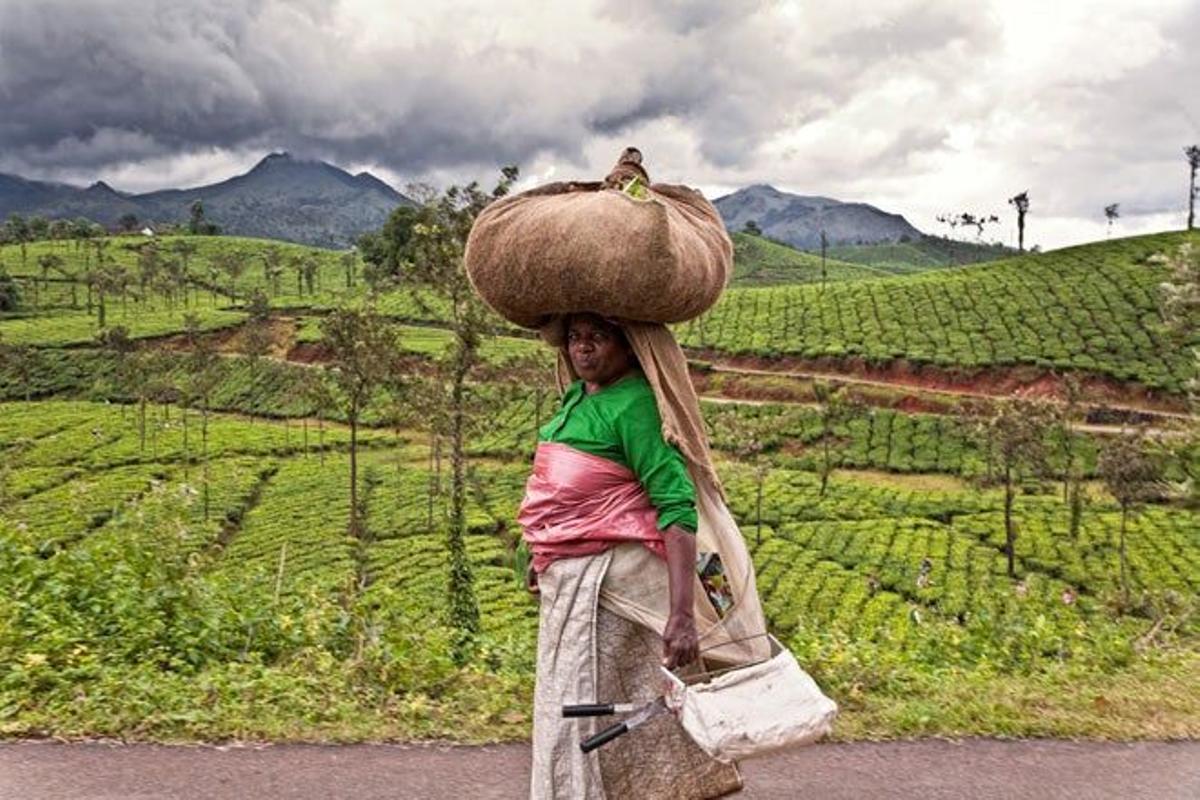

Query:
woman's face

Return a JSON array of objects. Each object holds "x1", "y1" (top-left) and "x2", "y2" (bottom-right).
[{"x1": 566, "y1": 314, "x2": 633, "y2": 389}]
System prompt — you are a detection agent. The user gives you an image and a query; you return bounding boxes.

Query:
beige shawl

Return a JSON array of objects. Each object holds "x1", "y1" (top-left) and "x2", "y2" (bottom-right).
[{"x1": 539, "y1": 318, "x2": 769, "y2": 666}]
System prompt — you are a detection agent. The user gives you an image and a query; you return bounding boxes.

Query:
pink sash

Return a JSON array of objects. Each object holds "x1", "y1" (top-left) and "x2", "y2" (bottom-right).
[{"x1": 518, "y1": 442, "x2": 666, "y2": 573}]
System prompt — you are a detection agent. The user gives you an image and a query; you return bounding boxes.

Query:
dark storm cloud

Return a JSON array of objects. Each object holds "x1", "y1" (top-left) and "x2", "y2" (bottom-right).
[{"x1": 0, "y1": 0, "x2": 998, "y2": 182}]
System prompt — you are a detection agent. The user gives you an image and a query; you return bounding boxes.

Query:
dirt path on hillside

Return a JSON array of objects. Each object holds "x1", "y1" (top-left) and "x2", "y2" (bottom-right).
[
  {"x1": 2, "y1": 739, "x2": 1196, "y2": 799},
  {"x1": 697, "y1": 361, "x2": 1194, "y2": 424},
  {"x1": 697, "y1": 394, "x2": 1189, "y2": 437}
]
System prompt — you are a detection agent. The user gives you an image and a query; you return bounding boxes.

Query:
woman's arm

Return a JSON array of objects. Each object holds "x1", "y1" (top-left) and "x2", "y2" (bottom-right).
[{"x1": 661, "y1": 523, "x2": 699, "y2": 669}]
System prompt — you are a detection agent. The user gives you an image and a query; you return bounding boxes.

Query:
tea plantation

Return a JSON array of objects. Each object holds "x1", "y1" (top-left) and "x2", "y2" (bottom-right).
[{"x1": 1, "y1": 229, "x2": 1196, "y2": 743}]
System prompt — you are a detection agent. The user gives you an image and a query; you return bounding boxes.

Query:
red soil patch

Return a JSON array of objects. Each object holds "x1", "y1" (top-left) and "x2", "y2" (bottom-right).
[{"x1": 688, "y1": 349, "x2": 1191, "y2": 417}]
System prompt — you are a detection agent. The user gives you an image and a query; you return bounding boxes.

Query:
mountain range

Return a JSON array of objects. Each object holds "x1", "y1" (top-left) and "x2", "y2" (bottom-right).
[
  {"x1": 713, "y1": 184, "x2": 923, "y2": 250},
  {"x1": 0, "y1": 153, "x2": 413, "y2": 249},
  {"x1": 1, "y1": 157, "x2": 925, "y2": 251}
]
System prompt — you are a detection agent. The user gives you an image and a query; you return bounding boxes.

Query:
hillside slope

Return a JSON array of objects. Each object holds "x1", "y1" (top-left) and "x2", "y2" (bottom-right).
[
  {"x1": 731, "y1": 232, "x2": 890, "y2": 285},
  {"x1": 678, "y1": 231, "x2": 1199, "y2": 394},
  {"x1": 825, "y1": 236, "x2": 1016, "y2": 274}
]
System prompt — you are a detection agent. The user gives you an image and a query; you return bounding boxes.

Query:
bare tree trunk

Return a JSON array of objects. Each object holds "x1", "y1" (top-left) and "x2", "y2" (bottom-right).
[
  {"x1": 755, "y1": 469, "x2": 765, "y2": 547},
  {"x1": 1004, "y1": 466, "x2": 1016, "y2": 578},
  {"x1": 448, "y1": 346, "x2": 479, "y2": 657},
  {"x1": 202, "y1": 403, "x2": 210, "y2": 521},
  {"x1": 349, "y1": 407, "x2": 359, "y2": 536},
  {"x1": 427, "y1": 431, "x2": 436, "y2": 529},
  {"x1": 319, "y1": 414, "x2": 326, "y2": 466},
  {"x1": 1068, "y1": 480, "x2": 1083, "y2": 539},
  {"x1": 1119, "y1": 505, "x2": 1129, "y2": 605},
  {"x1": 1189, "y1": 161, "x2": 1197, "y2": 231},
  {"x1": 182, "y1": 404, "x2": 189, "y2": 480},
  {"x1": 139, "y1": 395, "x2": 147, "y2": 452},
  {"x1": 819, "y1": 425, "x2": 831, "y2": 498}
]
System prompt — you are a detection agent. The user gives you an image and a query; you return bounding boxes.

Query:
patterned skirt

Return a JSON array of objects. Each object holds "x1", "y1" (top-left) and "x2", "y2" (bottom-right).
[{"x1": 529, "y1": 548, "x2": 743, "y2": 800}]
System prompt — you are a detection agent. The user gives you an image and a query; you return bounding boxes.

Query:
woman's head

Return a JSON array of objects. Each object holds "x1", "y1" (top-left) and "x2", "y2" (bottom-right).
[{"x1": 565, "y1": 312, "x2": 635, "y2": 389}]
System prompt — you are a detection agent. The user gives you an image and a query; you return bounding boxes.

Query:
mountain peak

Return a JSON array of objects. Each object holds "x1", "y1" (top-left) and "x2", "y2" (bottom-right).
[
  {"x1": 715, "y1": 184, "x2": 922, "y2": 250},
  {"x1": 249, "y1": 151, "x2": 295, "y2": 172}
]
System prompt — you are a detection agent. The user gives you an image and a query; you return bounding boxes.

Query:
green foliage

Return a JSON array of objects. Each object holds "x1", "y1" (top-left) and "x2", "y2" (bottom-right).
[
  {"x1": 731, "y1": 232, "x2": 887, "y2": 285},
  {"x1": 679, "y1": 231, "x2": 1200, "y2": 393},
  {"x1": 0, "y1": 270, "x2": 20, "y2": 311},
  {"x1": 823, "y1": 235, "x2": 1014, "y2": 274}
]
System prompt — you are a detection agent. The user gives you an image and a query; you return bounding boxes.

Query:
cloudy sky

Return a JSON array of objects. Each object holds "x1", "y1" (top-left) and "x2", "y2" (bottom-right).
[{"x1": 1, "y1": 0, "x2": 1198, "y2": 249}]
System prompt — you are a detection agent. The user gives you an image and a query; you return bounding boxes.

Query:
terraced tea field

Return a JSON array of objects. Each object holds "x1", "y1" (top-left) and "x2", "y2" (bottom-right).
[
  {"x1": 1, "y1": 226, "x2": 1196, "y2": 743},
  {"x1": 680, "y1": 231, "x2": 1199, "y2": 394}
]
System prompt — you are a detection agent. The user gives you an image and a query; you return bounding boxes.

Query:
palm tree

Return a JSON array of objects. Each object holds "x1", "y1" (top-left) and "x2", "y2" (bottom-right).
[
  {"x1": 1186, "y1": 145, "x2": 1200, "y2": 231},
  {"x1": 1008, "y1": 191, "x2": 1030, "y2": 252},
  {"x1": 1104, "y1": 203, "x2": 1120, "y2": 237}
]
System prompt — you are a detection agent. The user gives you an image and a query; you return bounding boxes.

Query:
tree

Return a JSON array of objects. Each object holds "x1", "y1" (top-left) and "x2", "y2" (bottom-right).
[
  {"x1": 0, "y1": 269, "x2": 19, "y2": 312},
  {"x1": 28, "y1": 215, "x2": 49, "y2": 242},
  {"x1": 136, "y1": 241, "x2": 162, "y2": 307},
  {"x1": 261, "y1": 246, "x2": 284, "y2": 295},
  {"x1": 977, "y1": 398, "x2": 1055, "y2": 578},
  {"x1": 1008, "y1": 191, "x2": 1030, "y2": 252},
  {"x1": 341, "y1": 249, "x2": 358, "y2": 289},
  {"x1": 302, "y1": 252, "x2": 320, "y2": 295},
  {"x1": 1098, "y1": 429, "x2": 1165, "y2": 606},
  {"x1": 241, "y1": 288, "x2": 275, "y2": 424},
  {"x1": 71, "y1": 218, "x2": 94, "y2": 255},
  {"x1": 299, "y1": 366, "x2": 336, "y2": 465},
  {"x1": 169, "y1": 239, "x2": 199, "y2": 303},
  {"x1": 183, "y1": 312, "x2": 221, "y2": 520},
  {"x1": 188, "y1": 200, "x2": 219, "y2": 236},
  {"x1": 85, "y1": 255, "x2": 125, "y2": 329},
  {"x1": 4, "y1": 215, "x2": 30, "y2": 270},
  {"x1": 1186, "y1": 145, "x2": 1200, "y2": 231},
  {"x1": 35, "y1": 253, "x2": 63, "y2": 310},
  {"x1": 1054, "y1": 373, "x2": 1087, "y2": 538},
  {"x1": 1104, "y1": 203, "x2": 1120, "y2": 237},
  {"x1": 118, "y1": 213, "x2": 140, "y2": 233},
  {"x1": 213, "y1": 249, "x2": 247, "y2": 300},
  {"x1": 953, "y1": 212, "x2": 999, "y2": 241},
  {"x1": 811, "y1": 380, "x2": 862, "y2": 498},
  {"x1": 48, "y1": 219, "x2": 72, "y2": 246},
  {"x1": 742, "y1": 219, "x2": 762, "y2": 236},
  {"x1": 319, "y1": 304, "x2": 401, "y2": 538},
  {"x1": 95, "y1": 325, "x2": 136, "y2": 420},
  {"x1": 0, "y1": 335, "x2": 43, "y2": 402},
  {"x1": 363, "y1": 165, "x2": 518, "y2": 659}
]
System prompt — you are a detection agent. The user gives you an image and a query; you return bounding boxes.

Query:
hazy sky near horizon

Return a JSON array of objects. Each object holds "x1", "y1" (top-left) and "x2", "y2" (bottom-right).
[{"x1": 1, "y1": 0, "x2": 1197, "y2": 249}]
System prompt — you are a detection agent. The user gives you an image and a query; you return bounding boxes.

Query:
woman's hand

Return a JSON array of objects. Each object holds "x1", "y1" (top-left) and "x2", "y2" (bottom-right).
[
  {"x1": 525, "y1": 562, "x2": 540, "y2": 596},
  {"x1": 662, "y1": 610, "x2": 699, "y2": 669},
  {"x1": 661, "y1": 524, "x2": 699, "y2": 669}
]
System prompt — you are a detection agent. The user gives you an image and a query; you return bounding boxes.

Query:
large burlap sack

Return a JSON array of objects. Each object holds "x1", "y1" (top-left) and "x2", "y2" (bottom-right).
[{"x1": 464, "y1": 148, "x2": 733, "y2": 329}]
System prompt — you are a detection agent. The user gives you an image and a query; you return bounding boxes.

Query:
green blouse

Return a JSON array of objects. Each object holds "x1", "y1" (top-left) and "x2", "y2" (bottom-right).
[{"x1": 538, "y1": 371, "x2": 698, "y2": 533}]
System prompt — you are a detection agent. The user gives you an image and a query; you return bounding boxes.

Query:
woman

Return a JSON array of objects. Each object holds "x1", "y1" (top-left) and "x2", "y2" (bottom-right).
[{"x1": 520, "y1": 312, "x2": 743, "y2": 800}]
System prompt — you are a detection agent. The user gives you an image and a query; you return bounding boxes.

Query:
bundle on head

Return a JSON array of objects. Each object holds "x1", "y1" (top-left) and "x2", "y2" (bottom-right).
[{"x1": 464, "y1": 147, "x2": 733, "y2": 329}]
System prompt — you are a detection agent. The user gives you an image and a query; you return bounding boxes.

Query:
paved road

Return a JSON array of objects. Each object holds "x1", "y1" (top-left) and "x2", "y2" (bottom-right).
[{"x1": 2, "y1": 739, "x2": 1197, "y2": 799}]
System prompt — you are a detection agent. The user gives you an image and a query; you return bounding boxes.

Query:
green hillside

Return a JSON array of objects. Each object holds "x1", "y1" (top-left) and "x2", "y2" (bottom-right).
[
  {"x1": 731, "y1": 232, "x2": 888, "y2": 285},
  {"x1": 823, "y1": 235, "x2": 1016, "y2": 274},
  {"x1": 680, "y1": 231, "x2": 1200, "y2": 394}
]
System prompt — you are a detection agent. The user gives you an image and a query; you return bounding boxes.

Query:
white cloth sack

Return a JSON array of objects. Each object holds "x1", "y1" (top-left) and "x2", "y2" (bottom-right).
[{"x1": 665, "y1": 635, "x2": 838, "y2": 763}]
